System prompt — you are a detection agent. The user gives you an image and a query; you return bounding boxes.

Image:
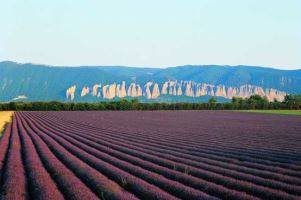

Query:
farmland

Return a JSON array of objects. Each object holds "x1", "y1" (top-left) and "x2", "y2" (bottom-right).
[{"x1": 0, "y1": 111, "x2": 301, "y2": 200}]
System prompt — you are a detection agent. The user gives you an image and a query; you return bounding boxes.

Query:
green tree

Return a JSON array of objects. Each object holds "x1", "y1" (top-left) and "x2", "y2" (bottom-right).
[
  {"x1": 231, "y1": 97, "x2": 244, "y2": 109},
  {"x1": 208, "y1": 97, "x2": 217, "y2": 109},
  {"x1": 246, "y1": 95, "x2": 269, "y2": 109},
  {"x1": 208, "y1": 97, "x2": 217, "y2": 104},
  {"x1": 9, "y1": 102, "x2": 16, "y2": 110},
  {"x1": 284, "y1": 95, "x2": 301, "y2": 109}
]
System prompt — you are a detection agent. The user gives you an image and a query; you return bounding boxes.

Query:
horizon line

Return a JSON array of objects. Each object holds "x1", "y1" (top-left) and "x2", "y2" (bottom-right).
[{"x1": 1, "y1": 60, "x2": 301, "y2": 71}]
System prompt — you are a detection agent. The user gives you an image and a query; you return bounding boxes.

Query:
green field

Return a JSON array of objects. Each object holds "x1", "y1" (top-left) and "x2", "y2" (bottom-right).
[{"x1": 236, "y1": 110, "x2": 301, "y2": 115}]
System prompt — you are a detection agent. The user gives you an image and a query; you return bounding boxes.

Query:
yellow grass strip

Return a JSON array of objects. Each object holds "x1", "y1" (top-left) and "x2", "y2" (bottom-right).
[{"x1": 0, "y1": 111, "x2": 14, "y2": 134}]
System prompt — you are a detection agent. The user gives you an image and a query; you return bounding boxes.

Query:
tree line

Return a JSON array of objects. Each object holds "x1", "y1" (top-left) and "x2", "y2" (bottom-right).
[{"x1": 0, "y1": 95, "x2": 300, "y2": 111}]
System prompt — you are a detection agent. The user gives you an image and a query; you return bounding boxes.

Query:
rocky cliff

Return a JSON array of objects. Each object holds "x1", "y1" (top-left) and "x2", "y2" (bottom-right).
[
  {"x1": 66, "y1": 80, "x2": 286, "y2": 102},
  {"x1": 66, "y1": 85, "x2": 76, "y2": 100},
  {"x1": 1, "y1": 62, "x2": 299, "y2": 102}
]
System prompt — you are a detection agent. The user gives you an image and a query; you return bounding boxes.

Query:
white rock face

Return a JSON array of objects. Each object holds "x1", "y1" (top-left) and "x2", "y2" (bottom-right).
[
  {"x1": 161, "y1": 81, "x2": 180, "y2": 96},
  {"x1": 144, "y1": 82, "x2": 153, "y2": 99},
  {"x1": 66, "y1": 80, "x2": 287, "y2": 102},
  {"x1": 102, "y1": 85, "x2": 109, "y2": 98},
  {"x1": 195, "y1": 85, "x2": 202, "y2": 97},
  {"x1": 151, "y1": 83, "x2": 160, "y2": 99},
  {"x1": 215, "y1": 85, "x2": 227, "y2": 97},
  {"x1": 226, "y1": 87, "x2": 237, "y2": 99},
  {"x1": 195, "y1": 83, "x2": 211, "y2": 97},
  {"x1": 127, "y1": 83, "x2": 134, "y2": 97},
  {"x1": 168, "y1": 81, "x2": 176, "y2": 95},
  {"x1": 238, "y1": 85, "x2": 253, "y2": 98},
  {"x1": 177, "y1": 85, "x2": 183, "y2": 96},
  {"x1": 66, "y1": 85, "x2": 76, "y2": 100},
  {"x1": 81, "y1": 87, "x2": 90, "y2": 97},
  {"x1": 161, "y1": 82, "x2": 168, "y2": 94},
  {"x1": 185, "y1": 81, "x2": 194, "y2": 97},
  {"x1": 265, "y1": 88, "x2": 286, "y2": 102},
  {"x1": 108, "y1": 84, "x2": 117, "y2": 99},
  {"x1": 92, "y1": 84, "x2": 101, "y2": 96},
  {"x1": 127, "y1": 83, "x2": 143, "y2": 97},
  {"x1": 254, "y1": 87, "x2": 265, "y2": 97},
  {"x1": 137, "y1": 85, "x2": 143, "y2": 96},
  {"x1": 116, "y1": 81, "x2": 127, "y2": 98},
  {"x1": 102, "y1": 84, "x2": 116, "y2": 99}
]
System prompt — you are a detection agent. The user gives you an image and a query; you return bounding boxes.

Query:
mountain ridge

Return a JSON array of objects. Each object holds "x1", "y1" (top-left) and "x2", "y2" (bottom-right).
[
  {"x1": 1, "y1": 61, "x2": 300, "y2": 102},
  {"x1": 2, "y1": 60, "x2": 300, "y2": 70}
]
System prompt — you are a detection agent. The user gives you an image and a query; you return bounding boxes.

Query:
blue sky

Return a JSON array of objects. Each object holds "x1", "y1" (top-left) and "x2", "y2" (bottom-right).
[{"x1": 0, "y1": 0, "x2": 300, "y2": 69}]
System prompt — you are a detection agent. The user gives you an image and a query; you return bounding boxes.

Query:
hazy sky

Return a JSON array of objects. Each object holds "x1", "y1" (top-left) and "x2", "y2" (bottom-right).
[{"x1": 1, "y1": 0, "x2": 300, "y2": 69}]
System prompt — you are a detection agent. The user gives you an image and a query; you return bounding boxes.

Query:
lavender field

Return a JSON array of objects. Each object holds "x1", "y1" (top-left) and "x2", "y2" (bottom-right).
[{"x1": 0, "y1": 111, "x2": 301, "y2": 200}]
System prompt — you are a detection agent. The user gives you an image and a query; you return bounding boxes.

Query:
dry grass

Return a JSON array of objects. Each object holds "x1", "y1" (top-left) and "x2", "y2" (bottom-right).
[{"x1": 0, "y1": 111, "x2": 14, "y2": 134}]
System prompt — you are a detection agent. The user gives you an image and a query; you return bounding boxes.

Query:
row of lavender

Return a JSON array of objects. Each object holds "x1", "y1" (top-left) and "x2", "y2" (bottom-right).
[
  {"x1": 28, "y1": 111, "x2": 301, "y2": 199},
  {"x1": 0, "y1": 111, "x2": 300, "y2": 199}
]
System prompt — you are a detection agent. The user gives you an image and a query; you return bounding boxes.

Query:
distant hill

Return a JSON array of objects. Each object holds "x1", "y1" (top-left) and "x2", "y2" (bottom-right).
[{"x1": 0, "y1": 61, "x2": 300, "y2": 102}]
